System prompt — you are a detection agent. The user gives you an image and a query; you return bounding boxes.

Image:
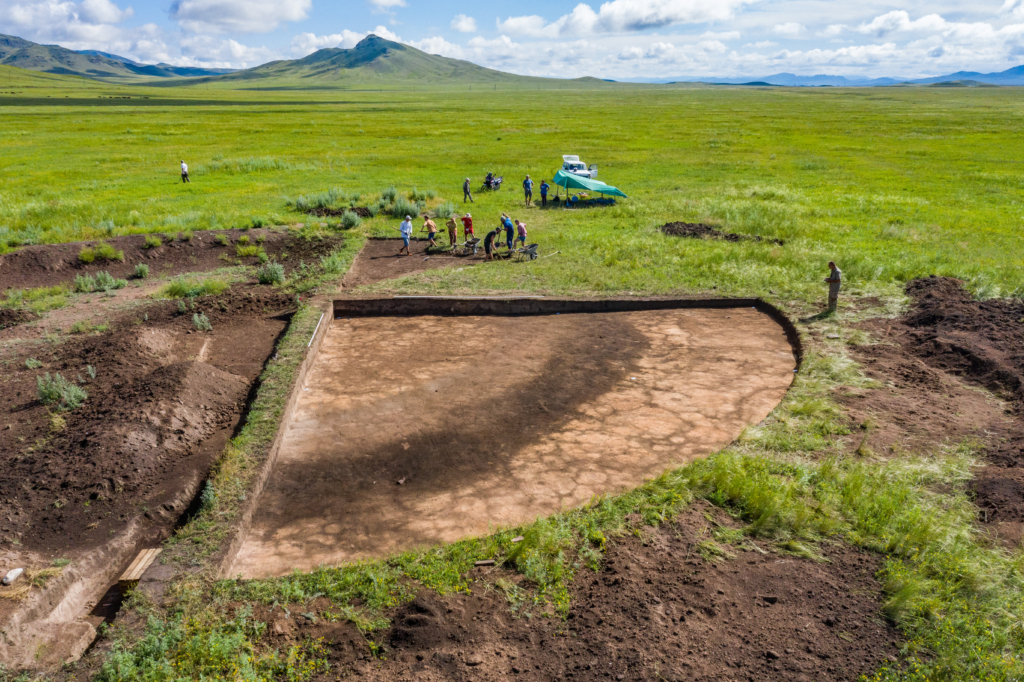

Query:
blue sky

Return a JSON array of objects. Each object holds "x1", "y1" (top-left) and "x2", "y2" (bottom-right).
[{"x1": 2, "y1": 0, "x2": 1024, "y2": 78}]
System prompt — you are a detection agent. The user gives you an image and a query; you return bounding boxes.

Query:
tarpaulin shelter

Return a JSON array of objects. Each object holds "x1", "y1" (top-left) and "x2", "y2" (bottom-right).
[{"x1": 551, "y1": 170, "x2": 628, "y2": 198}]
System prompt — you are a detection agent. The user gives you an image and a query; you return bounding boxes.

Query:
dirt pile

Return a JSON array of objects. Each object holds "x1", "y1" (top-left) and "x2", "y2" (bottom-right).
[
  {"x1": 0, "y1": 289, "x2": 294, "y2": 552},
  {"x1": 0, "y1": 231, "x2": 342, "y2": 291},
  {"x1": 0, "y1": 308, "x2": 37, "y2": 329},
  {"x1": 250, "y1": 505, "x2": 899, "y2": 681},
  {"x1": 660, "y1": 222, "x2": 785, "y2": 245},
  {"x1": 851, "y1": 276, "x2": 1024, "y2": 543},
  {"x1": 307, "y1": 206, "x2": 372, "y2": 218}
]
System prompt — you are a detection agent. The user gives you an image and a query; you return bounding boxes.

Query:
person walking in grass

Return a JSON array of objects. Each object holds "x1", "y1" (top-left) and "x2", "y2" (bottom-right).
[
  {"x1": 396, "y1": 215, "x2": 413, "y2": 256},
  {"x1": 824, "y1": 261, "x2": 842, "y2": 312},
  {"x1": 540, "y1": 179, "x2": 550, "y2": 207},
  {"x1": 461, "y1": 213, "x2": 474, "y2": 240},
  {"x1": 180, "y1": 160, "x2": 190, "y2": 183},
  {"x1": 523, "y1": 175, "x2": 534, "y2": 206},
  {"x1": 446, "y1": 214, "x2": 460, "y2": 247},
  {"x1": 422, "y1": 216, "x2": 439, "y2": 248},
  {"x1": 501, "y1": 213, "x2": 515, "y2": 251},
  {"x1": 463, "y1": 177, "x2": 474, "y2": 203}
]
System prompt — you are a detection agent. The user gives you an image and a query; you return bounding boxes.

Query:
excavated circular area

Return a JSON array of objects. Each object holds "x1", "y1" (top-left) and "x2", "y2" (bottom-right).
[{"x1": 230, "y1": 308, "x2": 796, "y2": 578}]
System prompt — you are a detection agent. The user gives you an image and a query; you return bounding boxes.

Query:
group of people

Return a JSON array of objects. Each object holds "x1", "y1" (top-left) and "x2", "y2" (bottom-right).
[
  {"x1": 394, "y1": 211, "x2": 527, "y2": 261},
  {"x1": 463, "y1": 175, "x2": 552, "y2": 207}
]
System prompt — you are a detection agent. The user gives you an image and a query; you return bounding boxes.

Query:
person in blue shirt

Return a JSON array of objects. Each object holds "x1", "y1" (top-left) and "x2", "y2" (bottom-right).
[
  {"x1": 500, "y1": 213, "x2": 515, "y2": 250},
  {"x1": 539, "y1": 180, "x2": 550, "y2": 207},
  {"x1": 523, "y1": 175, "x2": 534, "y2": 206}
]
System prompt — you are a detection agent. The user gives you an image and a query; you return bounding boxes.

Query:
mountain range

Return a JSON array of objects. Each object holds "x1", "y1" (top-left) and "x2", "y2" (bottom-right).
[{"x1": 1, "y1": 31, "x2": 1023, "y2": 88}]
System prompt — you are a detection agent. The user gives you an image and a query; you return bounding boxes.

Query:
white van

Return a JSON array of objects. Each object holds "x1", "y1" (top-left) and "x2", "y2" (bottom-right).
[{"x1": 561, "y1": 155, "x2": 598, "y2": 179}]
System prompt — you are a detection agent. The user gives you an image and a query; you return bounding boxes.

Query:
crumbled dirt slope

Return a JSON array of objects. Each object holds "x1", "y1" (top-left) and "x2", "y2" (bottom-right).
[
  {"x1": 660, "y1": 222, "x2": 784, "y2": 245},
  {"x1": 242, "y1": 504, "x2": 899, "y2": 682}
]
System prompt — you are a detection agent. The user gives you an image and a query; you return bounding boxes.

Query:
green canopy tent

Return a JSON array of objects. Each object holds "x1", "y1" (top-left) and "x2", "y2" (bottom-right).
[{"x1": 551, "y1": 170, "x2": 628, "y2": 200}]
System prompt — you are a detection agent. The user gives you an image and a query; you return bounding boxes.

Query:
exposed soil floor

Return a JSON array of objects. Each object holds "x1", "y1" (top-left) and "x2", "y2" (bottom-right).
[
  {"x1": 241, "y1": 504, "x2": 900, "y2": 682},
  {"x1": 229, "y1": 308, "x2": 796, "y2": 577},
  {"x1": 0, "y1": 229, "x2": 342, "y2": 291},
  {"x1": 660, "y1": 222, "x2": 784, "y2": 246},
  {"x1": 343, "y1": 238, "x2": 482, "y2": 288}
]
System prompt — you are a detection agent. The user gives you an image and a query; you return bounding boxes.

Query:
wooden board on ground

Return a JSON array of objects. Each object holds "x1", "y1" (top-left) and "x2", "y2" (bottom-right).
[{"x1": 119, "y1": 548, "x2": 161, "y2": 587}]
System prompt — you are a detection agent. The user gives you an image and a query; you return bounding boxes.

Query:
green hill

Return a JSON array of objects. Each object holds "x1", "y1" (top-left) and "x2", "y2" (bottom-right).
[
  {"x1": 0, "y1": 34, "x2": 232, "y2": 81},
  {"x1": 179, "y1": 35, "x2": 571, "y2": 88}
]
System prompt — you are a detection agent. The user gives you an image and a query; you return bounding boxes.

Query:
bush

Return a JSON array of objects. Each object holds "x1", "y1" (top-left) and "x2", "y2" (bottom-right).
[
  {"x1": 215, "y1": 234, "x2": 229, "y2": 246},
  {"x1": 79, "y1": 242, "x2": 124, "y2": 264},
  {"x1": 73, "y1": 273, "x2": 96, "y2": 293},
  {"x1": 341, "y1": 211, "x2": 362, "y2": 229},
  {"x1": 251, "y1": 217, "x2": 267, "y2": 229},
  {"x1": 256, "y1": 262, "x2": 285, "y2": 285},
  {"x1": 25, "y1": 358, "x2": 42, "y2": 369},
  {"x1": 95, "y1": 271, "x2": 127, "y2": 291},
  {"x1": 237, "y1": 235, "x2": 250, "y2": 245},
  {"x1": 133, "y1": 263, "x2": 149, "y2": 279},
  {"x1": 162, "y1": 278, "x2": 229, "y2": 299},
  {"x1": 349, "y1": 192, "x2": 361, "y2": 204},
  {"x1": 380, "y1": 185, "x2": 398, "y2": 202},
  {"x1": 366, "y1": 204, "x2": 379, "y2": 217},
  {"x1": 143, "y1": 235, "x2": 162, "y2": 249},
  {"x1": 409, "y1": 187, "x2": 436, "y2": 201},
  {"x1": 434, "y1": 201, "x2": 457, "y2": 219},
  {"x1": 37, "y1": 373, "x2": 87, "y2": 411},
  {"x1": 192, "y1": 313, "x2": 212, "y2": 331},
  {"x1": 236, "y1": 245, "x2": 263, "y2": 258},
  {"x1": 390, "y1": 196, "x2": 422, "y2": 219}
]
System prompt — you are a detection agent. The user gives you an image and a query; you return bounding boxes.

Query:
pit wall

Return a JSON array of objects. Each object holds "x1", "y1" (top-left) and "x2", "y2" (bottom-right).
[
  {"x1": 218, "y1": 302, "x2": 334, "y2": 578},
  {"x1": 332, "y1": 297, "x2": 803, "y2": 366}
]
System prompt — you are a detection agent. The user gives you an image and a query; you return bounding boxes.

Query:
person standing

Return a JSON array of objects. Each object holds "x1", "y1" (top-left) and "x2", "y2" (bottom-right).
[
  {"x1": 397, "y1": 215, "x2": 413, "y2": 256},
  {"x1": 463, "y1": 177, "x2": 474, "y2": 203},
  {"x1": 515, "y1": 220, "x2": 527, "y2": 247},
  {"x1": 180, "y1": 160, "x2": 190, "y2": 183},
  {"x1": 446, "y1": 214, "x2": 460, "y2": 247},
  {"x1": 461, "y1": 213, "x2": 474, "y2": 240},
  {"x1": 523, "y1": 175, "x2": 534, "y2": 206},
  {"x1": 540, "y1": 179, "x2": 550, "y2": 207},
  {"x1": 483, "y1": 227, "x2": 499, "y2": 261},
  {"x1": 824, "y1": 261, "x2": 842, "y2": 312}
]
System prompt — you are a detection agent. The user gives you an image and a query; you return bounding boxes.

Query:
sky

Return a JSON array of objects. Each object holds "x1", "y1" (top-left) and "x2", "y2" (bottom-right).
[{"x1": 2, "y1": 0, "x2": 1024, "y2": 79}]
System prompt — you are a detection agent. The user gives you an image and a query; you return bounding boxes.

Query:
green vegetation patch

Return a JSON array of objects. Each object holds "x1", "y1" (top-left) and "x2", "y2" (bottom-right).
[
  {"x1": 2, "y1": 284, "x2": 69, "y2": 313},
  {"x1": 159, "y1": 277, "x2": 230, "y2": 299},
  {"x1": 78, "y1": 242, "x2": 124, "y2": 263}
]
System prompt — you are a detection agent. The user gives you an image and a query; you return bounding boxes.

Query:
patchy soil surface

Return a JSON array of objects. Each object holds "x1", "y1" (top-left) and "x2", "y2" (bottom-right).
[
  {"x1": 343, "y1": 238, "x2": 481, "y2": 289},
  {"x1": 0, "y1": 308, "x2": 37, "y2": 330},
  {"x1": 0, "y1": 287, "x2": 295, "y2": 553},
  {"x1": 660, "y1": 222, "x2": 785, "y2": 246},
  {"x1": 846, "y1": 276, "x2": 1024, "y2": 545},
  {"x1": 238, "y1": 504, "x2": 899, "y2": 681},
  {"x1": 307, "y1": 206, "x2": 373, "y2": 218},
  {"x1": 0, "y1": 229, "x2": 342, "y2": 292}
]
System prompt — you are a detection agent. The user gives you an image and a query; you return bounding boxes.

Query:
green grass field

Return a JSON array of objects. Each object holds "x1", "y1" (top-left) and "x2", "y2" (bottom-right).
[{"x1": 3, "y1": 73, "x2": 1024, "y2": 681}]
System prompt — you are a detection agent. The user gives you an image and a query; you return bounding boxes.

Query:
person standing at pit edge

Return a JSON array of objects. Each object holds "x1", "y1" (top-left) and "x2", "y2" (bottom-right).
[
  {"x1": 180, "y1": 160, "x2": 190, "y2": 183},
  {"x1": 463, "y1": 177, "x2": 474, "y2": 203},
  {"x1": 540, "y1": 179, "x2": 550, "y2": 207},
  {"x1": 523, "y1": 175, "x2": 534, "y2": 206},
  {"x1": 824, "y1": 261, "x2": 842, "y2": 312}
]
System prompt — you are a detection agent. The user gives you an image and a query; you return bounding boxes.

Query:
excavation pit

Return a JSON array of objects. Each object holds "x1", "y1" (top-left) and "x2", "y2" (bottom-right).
[{"x1": 228, "y1": 299, "x2": 798, "y2": 578}]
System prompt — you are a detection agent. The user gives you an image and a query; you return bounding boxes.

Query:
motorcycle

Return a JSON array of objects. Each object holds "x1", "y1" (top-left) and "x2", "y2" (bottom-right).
[{"x1": 482, "y1": 174, "x2": 503, "y2": 191}]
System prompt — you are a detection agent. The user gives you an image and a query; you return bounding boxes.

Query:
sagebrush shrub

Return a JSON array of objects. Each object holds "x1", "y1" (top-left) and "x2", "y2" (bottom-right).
[
  {"x1": 74, "y1": 274, "x2": 96, "y2": 293},
  {"x1": 37, "y1": 373, "x2": 87, "y2": 411},
  {"x1": 143, "y1": 235, "x2": 162, "y2": 249},
  {"x1": 133, "y1": 263, "x2": 149, "y2": 279},
  {"x1": 215, "y1": 234, "x2": 229, "y2": 246},
  {"x1": 94, "y1": 271, "x2": 127, "y2": 291},
  {"x1": 192, "y1": 313, "x2": 212, "y2": 331},
  {"x1": 381, "y1": 185, "x2": 398, "y2": 202},
  {"x1": 341, "y1": 211, "x2": 362, "y2": 229},
  {"x1": 257, "y1": 262, "x2": 285, "y2": 285}
]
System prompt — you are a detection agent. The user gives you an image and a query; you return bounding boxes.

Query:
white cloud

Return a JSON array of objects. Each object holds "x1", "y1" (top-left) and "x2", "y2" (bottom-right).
[
  {"x1": 701, "y1": 30, "x2": 739, "y2": 41},
  {"x1": 170, "y1": 0, "x2": 310, "y2": 34},
  {"x1": 289, "y1": 25, "x2": 399, "y2": 55},
  {"x1": 743, "y1": 40, "x2": 777, "y2": 48},
  {"x1": 451, "y1": 14, "x2": 476, "y2": 33},
  {"x1": 1003, "y1": 0, "x2": 1024, "y2": 18},
  {"x1": 697, "y1": 39, "x2": 727, "y2": 52},
  {"x1": 179, "y1": 33, "x2": 276, "y2": 66},
  {"x1": 618, "y1": 46, "x2": 643, "y2": 60},
  {"x1": 79, "y1": 0, "x2": 131, "y2": 24},
  {"x1": 369, "y1": 0, "x2": 405, "y2": 9},
  {"x1": 772, "y1": 22, "x2": 805, "y2": 37},
  {"x1": 409, "y1": 35, "x2": 464, "y2": 58},
  {"x1": 497, "y1": 0, "x2": 750, "y2": 37},
  {"x1": 855, "y1": 11, "x2": 947, "y2": 37}
]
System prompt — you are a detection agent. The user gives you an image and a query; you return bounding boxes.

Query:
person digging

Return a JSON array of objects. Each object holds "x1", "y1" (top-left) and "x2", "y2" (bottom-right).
[
  {"x1": 421, "y1": 216, "x2": 439, "y2": 248},
  {"x1": 824, "y1": 260, "x2": 842, "y2": 313},
  {"x1": 483, "y1": 226, "x2": 500, "y2": 261},
  {"x1": 395, "y1": 215, "x2": 413, "y2": 256},
  {"x1": 446, "y1": 214, "x2": 460, "y2": 247}
]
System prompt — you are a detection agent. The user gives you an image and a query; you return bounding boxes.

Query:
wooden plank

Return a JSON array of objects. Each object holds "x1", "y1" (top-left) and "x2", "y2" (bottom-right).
[{"x1": 119, "y1": 548, "x2": 161, "y2": 585}]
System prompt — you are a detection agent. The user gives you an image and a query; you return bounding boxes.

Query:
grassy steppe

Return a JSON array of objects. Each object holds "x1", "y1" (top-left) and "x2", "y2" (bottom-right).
[{"x1": 2, "y1": 76, "x2": 1024, "y2": 681}]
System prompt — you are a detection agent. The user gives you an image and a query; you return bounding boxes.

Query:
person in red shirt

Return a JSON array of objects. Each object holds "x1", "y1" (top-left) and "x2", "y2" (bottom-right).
[{"x1": 461, "y1": 213, "x2": 474, "y2": 240}]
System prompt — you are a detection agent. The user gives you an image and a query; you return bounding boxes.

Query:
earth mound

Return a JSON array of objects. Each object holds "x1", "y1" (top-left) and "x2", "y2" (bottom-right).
[{"x1": 660, "y1": 222, "x2": 784, "y2": 245}]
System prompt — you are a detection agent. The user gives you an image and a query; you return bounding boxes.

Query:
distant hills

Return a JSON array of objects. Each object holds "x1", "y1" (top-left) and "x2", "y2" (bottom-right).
[
  {"x1": 1, "y1": 31, "x2": 1023, "y2": 88},
  {"x1": 625, "y1": 65, "x2": 1024, "y2": 87},
  {"x1": 180, "y1": 35, "x2": 550, "y2": 86},
  {"x1": 0, "y1": 34, "x2": 233, "y2": 80}
]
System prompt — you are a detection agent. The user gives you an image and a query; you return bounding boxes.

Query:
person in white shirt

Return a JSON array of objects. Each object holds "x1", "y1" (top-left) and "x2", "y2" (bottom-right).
[
  {"x1": 396, "y1": 215, "x2": 413, "y2": 256},
  {"x1": 180, "y1": 160, "x2": 190, "y2": 183}
]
